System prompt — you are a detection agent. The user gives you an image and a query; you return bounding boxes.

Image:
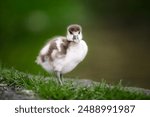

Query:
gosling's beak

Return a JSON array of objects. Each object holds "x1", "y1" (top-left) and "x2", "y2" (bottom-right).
[
  {"x1": 73, "y1": 35, "x2": 78, "y2": 40},
  {"x1": 73, "y1": 35, "x2": 80, "y2": 43}
]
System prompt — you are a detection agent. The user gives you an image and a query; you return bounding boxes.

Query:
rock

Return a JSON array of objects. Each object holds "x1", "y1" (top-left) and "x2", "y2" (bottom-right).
[{"x1": 0, "y1": 84, "x2": 39, "y2": 100}]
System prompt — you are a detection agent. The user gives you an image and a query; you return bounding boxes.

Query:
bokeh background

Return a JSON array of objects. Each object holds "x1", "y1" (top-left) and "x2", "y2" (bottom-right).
[{"x1": 0, "y1": 0, "x2": 150, "y2": 89}]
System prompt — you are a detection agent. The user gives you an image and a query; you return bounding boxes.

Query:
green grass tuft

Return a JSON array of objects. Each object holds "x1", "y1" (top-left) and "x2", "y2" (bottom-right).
[{"x1": 0, "y1": 66, "x2": 150, "y2": 100}]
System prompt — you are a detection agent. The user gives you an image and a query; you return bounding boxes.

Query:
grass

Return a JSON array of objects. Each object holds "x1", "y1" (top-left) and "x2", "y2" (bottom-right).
[{"x1": 0, "y1": 66, "x2": 150, "y2": 100}]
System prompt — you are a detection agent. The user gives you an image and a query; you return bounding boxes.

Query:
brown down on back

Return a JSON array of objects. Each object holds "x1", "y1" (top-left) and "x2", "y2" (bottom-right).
[{"x1": 40, "y1": 38, "x2": 71, "y2": 62}]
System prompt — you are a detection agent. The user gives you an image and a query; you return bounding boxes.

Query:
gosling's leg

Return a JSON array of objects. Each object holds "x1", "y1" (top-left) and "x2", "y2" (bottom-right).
[
  {"x1": 56, "y1": 71, "x2": 63, "y2": 85},
  {"x1": 60, "y1": 74, "x2": 64, "y2": 84}
]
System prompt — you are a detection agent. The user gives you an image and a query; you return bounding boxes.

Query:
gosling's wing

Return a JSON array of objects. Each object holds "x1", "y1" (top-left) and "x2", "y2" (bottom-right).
[
  {"x1": 36, "y1": 37, "x2": 69, "y2": 64},
  {"x1": 50, "y1": 37, "x2": 70, "y2": 60}
]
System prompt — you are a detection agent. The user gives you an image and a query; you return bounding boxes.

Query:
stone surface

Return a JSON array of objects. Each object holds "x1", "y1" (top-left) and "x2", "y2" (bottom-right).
[{"x1": 0, "y1": 84, "x2": 38, "y2": 100}]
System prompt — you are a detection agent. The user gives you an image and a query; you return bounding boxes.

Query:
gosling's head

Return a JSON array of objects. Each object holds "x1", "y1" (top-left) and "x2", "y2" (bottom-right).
[{"x1": 66, "y1": 24, "x2": 82, "y2": 43}]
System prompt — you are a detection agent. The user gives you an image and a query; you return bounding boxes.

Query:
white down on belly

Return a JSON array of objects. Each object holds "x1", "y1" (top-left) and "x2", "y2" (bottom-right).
[{"x1": 59, "y1": 40, "x2": 88, "y2": 74}]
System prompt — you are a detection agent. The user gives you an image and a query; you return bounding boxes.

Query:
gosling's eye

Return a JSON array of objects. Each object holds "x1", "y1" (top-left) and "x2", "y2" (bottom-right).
[{"x1": 69, "y1": 31, "x2": 73, "y2": 34}]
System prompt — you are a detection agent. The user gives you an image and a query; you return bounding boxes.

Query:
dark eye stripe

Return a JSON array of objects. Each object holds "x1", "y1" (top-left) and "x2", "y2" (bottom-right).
[{"x1": 69, "y1": 31, "x2": 73, "y2": 34}]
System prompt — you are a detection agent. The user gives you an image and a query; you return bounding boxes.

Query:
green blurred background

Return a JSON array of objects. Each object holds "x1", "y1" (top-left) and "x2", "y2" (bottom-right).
[{"x1": 0, "y1": 0, "x2": 150, "y2": 89}]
